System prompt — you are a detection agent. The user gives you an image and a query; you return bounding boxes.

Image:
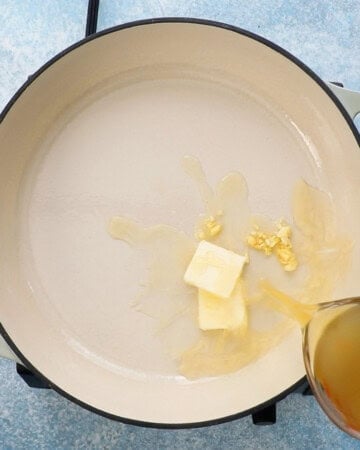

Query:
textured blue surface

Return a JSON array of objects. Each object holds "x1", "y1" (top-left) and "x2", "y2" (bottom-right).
[
  {"x1": 0, "y1": 1, "x2": 360, "y2": 449},
  {"x1": 0, "y1": 0, "x2": 88, "y2": 110}
]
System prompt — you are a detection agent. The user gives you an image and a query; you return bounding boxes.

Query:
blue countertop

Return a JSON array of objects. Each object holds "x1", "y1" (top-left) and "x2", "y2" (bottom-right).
[{"x1": 0, "y1": 1, "x2": 359, "y2": 449}]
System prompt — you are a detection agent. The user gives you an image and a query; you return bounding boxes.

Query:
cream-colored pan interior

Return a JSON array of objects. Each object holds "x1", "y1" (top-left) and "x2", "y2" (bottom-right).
[{"x1": 0, "y1": 22, "x2": 359, "y2": 424}]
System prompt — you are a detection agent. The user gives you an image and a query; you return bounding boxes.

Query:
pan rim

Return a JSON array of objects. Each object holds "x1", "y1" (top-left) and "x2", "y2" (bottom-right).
[
  {"x1": 1, "y1": 319, "x2": 307, "y2": 429},
  {"x1": 0, "y1": 17, "x2": 358, "y2": 428}
]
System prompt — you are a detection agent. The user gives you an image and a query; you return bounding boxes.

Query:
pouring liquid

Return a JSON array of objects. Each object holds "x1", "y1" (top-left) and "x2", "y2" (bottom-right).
[{"x1": 109, "y1": 156, "x2": 352, "y2": 379}]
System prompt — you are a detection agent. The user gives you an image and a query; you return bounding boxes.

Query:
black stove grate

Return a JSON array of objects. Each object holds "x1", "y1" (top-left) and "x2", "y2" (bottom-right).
[{"x1": 86, "y1": 0, "x2": 100, "y2": 37}]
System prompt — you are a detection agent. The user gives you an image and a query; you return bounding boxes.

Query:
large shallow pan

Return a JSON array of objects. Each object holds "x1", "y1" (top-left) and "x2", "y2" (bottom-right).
[{"x1": 0, "y1": 19, "x2": 360, "y2": 427}]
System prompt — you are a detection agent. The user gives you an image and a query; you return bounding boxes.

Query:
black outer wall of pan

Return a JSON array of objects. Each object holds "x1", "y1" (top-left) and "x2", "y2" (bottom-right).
[{"x1": 0, "y1": 15, "x2": 359, "y2": 429}]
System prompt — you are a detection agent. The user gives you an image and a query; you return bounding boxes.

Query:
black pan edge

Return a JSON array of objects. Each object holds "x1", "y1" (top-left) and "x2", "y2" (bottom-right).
[{"x1": 0, "y1": 320, "x2": 306, "y2": 429}]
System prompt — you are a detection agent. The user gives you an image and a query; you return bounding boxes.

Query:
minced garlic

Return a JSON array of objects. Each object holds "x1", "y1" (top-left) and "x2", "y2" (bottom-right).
[
  {"x1": 195, "y1": 216, "x2": 223, "y2": 240},
  {"x1": 247, "y1": 221, "x2": 298, "y2": 271}
]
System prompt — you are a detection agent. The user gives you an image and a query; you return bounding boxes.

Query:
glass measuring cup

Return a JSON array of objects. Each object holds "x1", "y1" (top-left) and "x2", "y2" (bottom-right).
[
  {"x1": 303, "y1": 297, "x2": 360, "y2": 439},
  {"x1": 261, "y1": 281, "x2": 360, "y2": 439}
]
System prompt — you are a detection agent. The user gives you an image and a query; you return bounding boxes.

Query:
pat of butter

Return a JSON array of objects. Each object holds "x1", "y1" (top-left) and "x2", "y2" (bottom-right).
[
  {"x1": 184, "y1": 241, "x2": 247, "y2": 298},
  {"x1": 198, "y1": 285, "x2": 247, "y2": 331}
]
